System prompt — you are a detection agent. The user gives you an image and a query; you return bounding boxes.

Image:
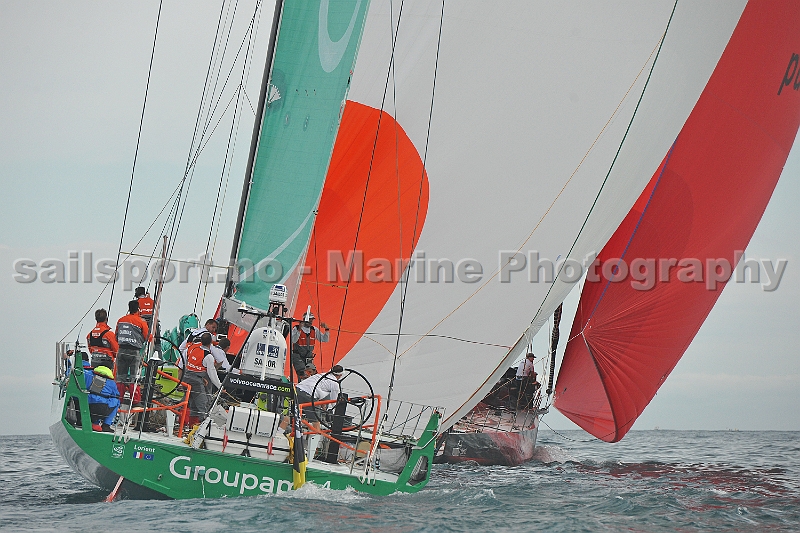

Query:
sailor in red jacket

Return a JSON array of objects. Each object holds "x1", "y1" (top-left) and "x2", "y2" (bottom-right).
[
  {"x1": 183, "y1": 332, "x2": 222, "y2": 427},
  {"x1": 135, "y1": 286, "x2": 160, "y2": 346},
  {"x1": 135, "y1": 286, "x2": 154, "y2": 325},
  {"x1": 115, "y1": 300, "x2": 149, "y2": 385},
  {"x1": 86, "y1": 308, "x2": 119, "y2": 369}
]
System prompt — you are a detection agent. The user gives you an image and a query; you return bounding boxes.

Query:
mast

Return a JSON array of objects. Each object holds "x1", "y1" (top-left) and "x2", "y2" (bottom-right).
[
  {"x1": 546, "y1": 303, "x2": 562, "y2": 396},
  {"x1": 225, "y1": 0, "x2": 284, "y2": 297}
]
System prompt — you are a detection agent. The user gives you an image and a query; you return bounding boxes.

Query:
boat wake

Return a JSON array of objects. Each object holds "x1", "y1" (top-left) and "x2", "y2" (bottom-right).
[
  {"x1": 274, "y1": 482, "x2": 367, "y2": 503},
  {"x1": 531, "y1": 444, "x2": 576, "y2": 464}
]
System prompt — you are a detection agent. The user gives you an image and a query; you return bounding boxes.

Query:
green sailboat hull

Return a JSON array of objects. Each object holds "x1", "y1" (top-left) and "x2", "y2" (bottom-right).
[{"x1": 52, "y1": 369, "x2": 438, "y2": 499}]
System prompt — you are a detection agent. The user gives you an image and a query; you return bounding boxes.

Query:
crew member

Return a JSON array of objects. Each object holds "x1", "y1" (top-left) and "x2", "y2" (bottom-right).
[
  {"x1": 515, "y1": 353, "x2": 540, "y2": 410},
  {"x1": 183, "y1": 332, "x2": 222, "y2": 427},
  {"x1": 135, "y1": 286, "x2": 163, "y2": 353},
  {"x1": 178, "y1": 319, "x2": 230, "y2": 371},
  {"x1": 291, "y1": 311, "x2": 329, "y2": 376},
  {"x1": 295, "y1": 365, "x2": 343, "y2": 431},
  {"x1": 86, "y1": 308, "x2": 118, "y2": 369},
  {"x1": 217, "y1": 337, "x2": 233, "y2": 368},
  {"x1": 115, "y1": 300, "x2": 149, "y2": 385},
  {"x1": 134, "y1": 286, "x2": 155, "y2": 330},
  {"x1": 82, "y1": 359, "x2": 120, "y2": 432}
]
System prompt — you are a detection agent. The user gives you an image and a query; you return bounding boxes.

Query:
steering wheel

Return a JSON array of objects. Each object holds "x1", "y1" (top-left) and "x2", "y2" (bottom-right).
[
  {"x1": 310, "y1": 368, "x2": 375, "y2": 431},
  {"x1": 148, "y1": 336, "x2": 185, "y2": 400}
]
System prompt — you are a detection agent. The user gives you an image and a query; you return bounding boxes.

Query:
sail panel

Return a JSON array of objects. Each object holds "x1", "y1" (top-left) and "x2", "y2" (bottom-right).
[
  {"x1": 235, "y1": 0, "x2": 371, "y2": 312},
  {"x1": 321, "y1": 1, "x2": 748, "y2": 428},
  {"x1": 294, "y1": 100, "x2": 429, "y2": 371},
  {"x1": 555, "y1": 0, "x2": 800, "y2": 441}
]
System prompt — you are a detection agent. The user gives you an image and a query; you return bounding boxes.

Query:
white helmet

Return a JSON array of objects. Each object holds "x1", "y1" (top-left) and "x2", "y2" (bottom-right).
[{"x1": 302, "y1": 305, "x2": 314, "y2": 322}]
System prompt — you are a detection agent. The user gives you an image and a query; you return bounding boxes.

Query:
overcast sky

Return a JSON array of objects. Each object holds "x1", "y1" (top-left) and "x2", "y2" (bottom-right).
[{"x1": 1, "y1": 1, "x2": 797, "y2": 436}]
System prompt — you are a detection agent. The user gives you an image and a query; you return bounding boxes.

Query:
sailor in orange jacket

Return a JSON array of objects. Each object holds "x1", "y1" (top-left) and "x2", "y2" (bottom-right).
[
  {"x1": 183, "y1": 332, "x2": 222, "y2": 427},
  {"x1": 135, "y1": 286, "x2": 159, "y2": 345},
  {"x1": 135, "y1": 286, "x2": 154, "y2": 324},
  {"x1": 86, "y1": 308, "x2": 119, "y2": 369},
  {"x1": 290, "y1": 311, "x2": 329, "y2": 376},
  {"x1": 115, "y1": 299, "x2": 149, "y2": 385}
]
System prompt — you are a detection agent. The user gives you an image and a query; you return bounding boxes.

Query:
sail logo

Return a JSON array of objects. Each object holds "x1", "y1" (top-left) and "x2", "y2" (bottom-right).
[
  {"x1": 778, "y1": 53, "x2": 800, "y2": 95},
  {"x1": 318, "y1": 0, "x2": 363, "y2": 73}
]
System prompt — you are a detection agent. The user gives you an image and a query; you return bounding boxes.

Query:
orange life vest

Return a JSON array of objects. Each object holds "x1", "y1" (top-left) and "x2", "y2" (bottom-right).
[
  {"x1": 295, "y1": 326, "x2": 316, "y2": 347},
  {"x1": 186, "y1": 342, "x2": 209, "y2": 373}
]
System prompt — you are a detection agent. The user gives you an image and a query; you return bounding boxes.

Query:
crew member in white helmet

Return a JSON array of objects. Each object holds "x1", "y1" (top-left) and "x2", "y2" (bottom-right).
[{"x1": 290, "y1": 310, "x2": 329, "y2": 376}]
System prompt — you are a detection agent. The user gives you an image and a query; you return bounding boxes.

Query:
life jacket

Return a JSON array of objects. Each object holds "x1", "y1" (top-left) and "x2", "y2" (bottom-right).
[
  {"x1": 186, "y1": 342, "x2": 209, "y2": 373},
  {"x1": 88, "y1": 326, "x2": 113, "y2": 355},
  {"x1": 295, "y1": 326, "x2": 316, "y2": 347},
  {"x1": 117, "y1": 315, "x2": 147, "y2": 349},
  {"x1": 138, "y1": 296, "x2": 155, "y2": 318}
]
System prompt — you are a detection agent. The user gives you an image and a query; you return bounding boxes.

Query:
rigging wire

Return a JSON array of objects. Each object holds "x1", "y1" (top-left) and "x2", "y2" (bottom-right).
[
  {"x1": 153, "y1": 0, "x2": 232, "y2": 304},
  {"x1": 164, "y1": 0, "x2": 244, "y2": 267},
  {"x1": 329, "y1": 0, "x2": 408, "y2": 362},
  {"x1": 108, "y1": 0, "x2": 164, "y2": 316},
  {"x1": 166, "y1": 1, "x2": 262, "y2": 268},
  {"x1": 387, "y1": 0, "x2": 446, "y2": 405},
  {"x1": 197, "y1": 0, "x2": 264, "y2": 316},
  {"x1": 538, "y1": 417, "x2": 598, "y2": 443},
  {"x1": 164, "y1": 0, "x2": 268, "y2": 276},
  {"x1": 580, "y1": 141, "x2": 676, "y2": 331},
  {"x1": 531, "y1": 0, "x2": 680, "y2": 333},
  {"x1": 389, "y1": 0, "x2": 405, "y2": 343},
  {"x1": 387, "y1": 0, "x2": 407, "y2": 404},
  {"x1": 396, "y1": 11, "x2": 675, "y2": 368},
  {"x1": 59, "y1": 180, "x2": 185, "y2": 342},
  {"x1": 311, "y1": 220, "x2": 324, "y2": 369},
  {"x1": 60, "y1": 0, "x2": 260, "y2": 341}
]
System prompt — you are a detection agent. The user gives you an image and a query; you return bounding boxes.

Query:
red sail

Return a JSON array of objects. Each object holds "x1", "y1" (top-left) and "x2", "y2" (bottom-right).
[{"x1": 554, "y1": 1, "x2": 800, "y2": 442}]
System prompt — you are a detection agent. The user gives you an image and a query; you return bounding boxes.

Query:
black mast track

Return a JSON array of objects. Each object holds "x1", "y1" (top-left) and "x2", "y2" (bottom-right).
[{"x1": 225, "y1": 0, "x2": 284, "y2": 297}]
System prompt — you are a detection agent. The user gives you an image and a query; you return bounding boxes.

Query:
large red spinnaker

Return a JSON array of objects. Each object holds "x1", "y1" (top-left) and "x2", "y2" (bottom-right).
[{"x1": 554, "y1": 1, "x2": 800, "y2": 442}]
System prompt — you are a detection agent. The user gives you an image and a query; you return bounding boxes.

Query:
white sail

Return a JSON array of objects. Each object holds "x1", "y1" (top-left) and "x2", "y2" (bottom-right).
[{"x1": 327, "y1": 0, "x2": 746, "y2": 428}]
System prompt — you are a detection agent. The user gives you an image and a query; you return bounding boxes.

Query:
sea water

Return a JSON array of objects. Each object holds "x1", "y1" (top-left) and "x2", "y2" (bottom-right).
[{"x1": 1, "y1": 431, "x2": 798, "y2": 532}]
